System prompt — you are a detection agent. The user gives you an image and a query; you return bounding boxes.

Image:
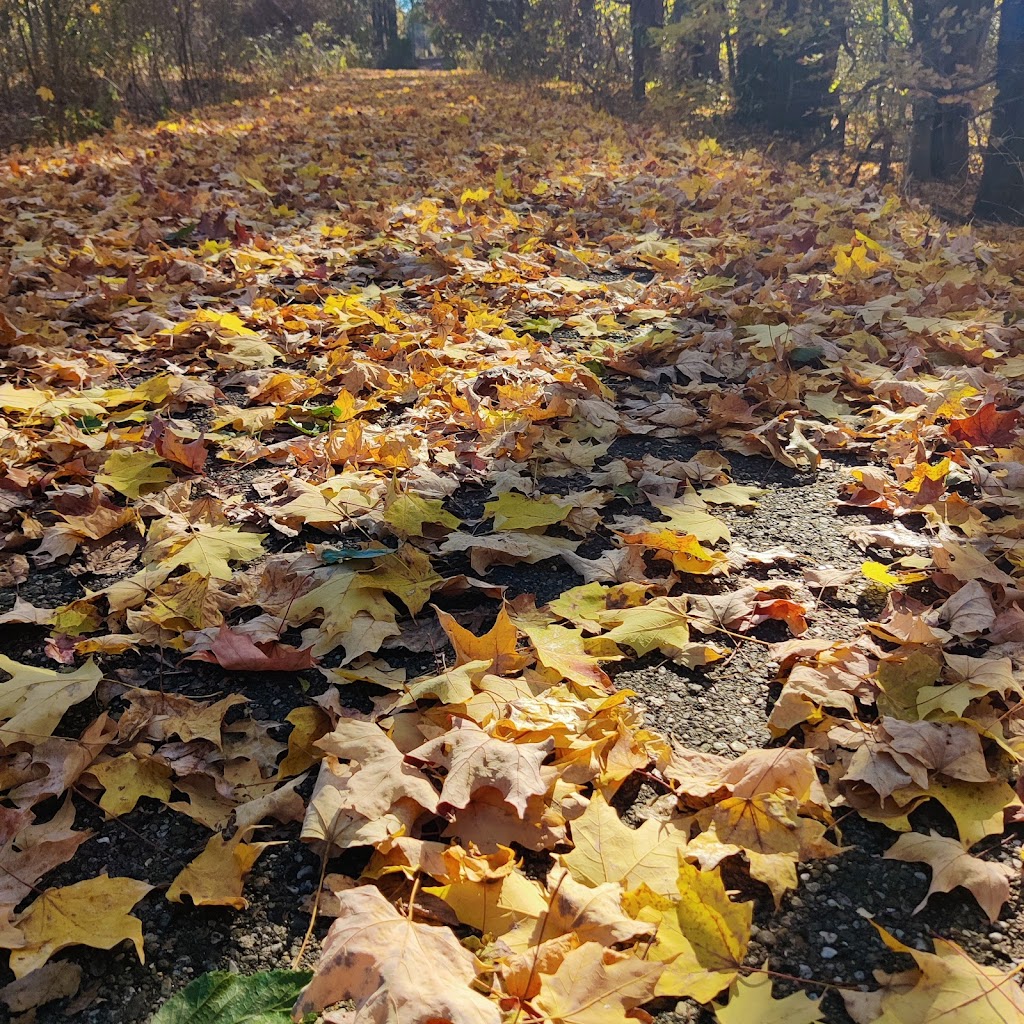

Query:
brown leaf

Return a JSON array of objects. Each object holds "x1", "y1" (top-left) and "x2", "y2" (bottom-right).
[
  {"x1": 292, "y1": 885, "x2": 501, "y2": 1024},
  {"x1": 408, "y1": 718, "x2": 553, "y2": 816}
]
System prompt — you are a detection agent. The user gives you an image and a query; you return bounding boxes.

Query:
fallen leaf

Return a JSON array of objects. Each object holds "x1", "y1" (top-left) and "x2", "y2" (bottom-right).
[
  {"x1": 533, "y1": 941, "x2": 663, "y2": 1024},
  {"x1": 883, "y1": 831, "x2": 1013, "y2": 922},
  {"x1": 3, "y1": 874, "x2": 152, "y2": 978},
  {"x1": 167, "y1": 827, "x2": 278, "y2": 910},
  {"x1": 292, "y1": 885, "x2": 500, "y2": 1024}
]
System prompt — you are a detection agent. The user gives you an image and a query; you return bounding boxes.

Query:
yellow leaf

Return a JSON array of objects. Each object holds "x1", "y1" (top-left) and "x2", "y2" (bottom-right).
[
  {"x1": 96, "y1": 449, "x2": 175, "y2": 499},
  {"x1": 0, "y1": 656, "x2": 102, "y2": 744},
  {"x1": 276, "y1": 706, "x2": 331, "y2": 780},
  {"x1": 87, "y1": 754, "x2": 173, "y2": 817},
  {"x1": 5, "y1": 875, "x2": 152, "y2": 979},
  {"x1": 714, "y1": 970, "x2": 824, "y2": 1024},
  {"x1": 383, "y1": 490, "x2": 460, "y2": 537},
  {"x1": 167, "y1": 827, "x2": 278, "y2": 910},
  {"x1": 36, "y1": 86, "x2": 55, "y2": 102},
  {"x1": 861, "y1": 560, "x2": 928, "y2": 589},
  {"x1": 145, "y1": 520, "x2": 266, "y2": 580},
  {"x1": 630, "y1": 860, "x2": 752, "y2": 1002},
  {"x1": 484, "y1": 491, "x2": 571, "y2": 531},
  {"x1": 620, "y1": 530, "x2": 728, "y2": 574},
  {"x1": 562, "y1": 791, "x2": 690, "y2": 897},
  {"x1": 435, "y1": 604, "x2": 525, "y2": 674}
]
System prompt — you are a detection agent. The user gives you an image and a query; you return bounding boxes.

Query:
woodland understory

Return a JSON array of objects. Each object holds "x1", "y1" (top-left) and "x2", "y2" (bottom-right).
[{"x1": 2, "y1": 70, "x2": 1024, "y2": 1024}]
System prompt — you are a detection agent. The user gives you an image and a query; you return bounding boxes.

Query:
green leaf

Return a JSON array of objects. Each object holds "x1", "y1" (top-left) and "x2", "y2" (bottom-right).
[{"x1": 151, "y1": 970, "x2": 312, "y2": 1024}]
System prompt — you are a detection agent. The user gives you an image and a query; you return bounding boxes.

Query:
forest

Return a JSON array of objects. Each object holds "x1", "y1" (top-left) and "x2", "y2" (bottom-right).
[
  {"x1": 1, "y1": 2, "x2": 1024, "y2": 1024},
  {"x1": 0, "y1": 0, "x2": 1022, "y2": 219}
]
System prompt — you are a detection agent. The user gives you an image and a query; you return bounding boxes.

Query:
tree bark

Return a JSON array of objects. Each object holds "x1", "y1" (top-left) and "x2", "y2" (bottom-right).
[
  {"x1": 372, "y1": 0, "x2": 400, "y2": 67},
  {"x1": 734, "y1": 0, "x2": 845, "y2": 135},
  {"x1": 974, "y1": 0, "x2": 1024, "y2": 221},
  {"x1": 907, "y1": 0, "x2": 994, "y2": 182},
  {"x1": 667, "y1": 0, "x2": 722, "y2": 83},
  {"x1": 631, "y1": 0, "x2": 664, "y2": 102}
]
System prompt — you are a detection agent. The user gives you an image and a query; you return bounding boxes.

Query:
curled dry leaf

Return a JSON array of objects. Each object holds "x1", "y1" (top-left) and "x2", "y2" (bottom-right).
[{"x1": 292, "y1": 885, "x2": 500, "y2": 1024}]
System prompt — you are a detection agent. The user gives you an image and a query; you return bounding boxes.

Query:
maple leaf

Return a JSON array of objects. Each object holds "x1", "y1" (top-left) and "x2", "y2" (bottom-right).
[
  {"x1": 292, "y1": 885, "x2": 500, "y2": 1024},
  {"x1": 627, "y1": 858, "x2": 752, "y2": 1001},
  {"x1": 434, "y1": 605, "x2": 525, "y2": 674},
  {"x1": 383, "y1": 490, "x2": 461, "y2": 538},
  {"x1": 86, "y1": 753, "x2": 173, "y2": 816},
  {"x1": 511, "y1": 600, "x2": 616, "y2": 691},
  {"x1": 947, "y1": 403, "x2": 1020, "y2": 446},
  {"x1": 285, "y1": 569, "x2": 399, "y2": 659},
  {"x1": 529, "y1": 866, "x2": 654, "y2": 947},
  {"x1": 408, "y1": 718, "x2": 553, "y2": 816},
  {"x1": 484, "y1": 490, "x2": 571, "y2": 530},
  {"x1": 533, "y1": 942, "x2": 663, "y2": 1024},
  {"x1": 0, "y1": 960, "x2": 82, "y2": 1014},
  {"x1": 2, "y1": 874, "x2": 152, "y2": 978},
  {"x1": 315, "y1": 720, "x2": 439, "y2": 819},
  {"x1": 598, "y1": 596, "x2": 715, "y2": 664},
  {"x1": 149, "y1": 417, "x2": 209, "y2": 473},
  {"x1": 843, "y1": 927, "x2": 1024, "y2": 1023},
  {"x1": 652, "y1": 487, "x2": 731, "y2": 544},
  {"x1": 145, "y1": 519, "x2": 266, "y2": 580},
  {"x1": 0, "y1": 656, "x2": 102, "y2": 744},
  {"x1": 0, "y1": 800, "x2": 92, "y2": 907},
  {"x1": 187, "y1": 625, "x2": 316, "y2": 671},
  {"x1": 619, "y1": 529, "x2": 728, "y2": 574},
  {"x1": 690, "y1": 792, "x2": 841, "y2": 904},
  {"x1": 714, "y1": 971, "x2": 824, "y2": 1024},
  {"x1": 277, "y1": 706, "x2": 331, "y2": 780},
  {"x1": 883, "y1": 831, "x2": 1013, "y2": 922},
  {"x1": 562, "y1": 791, "x2": 690, "y2": 897},
  {"x1": 167, "y1": 827, "x2": 278, "y2": 910},
  {"x1": 439, "y1": 530, "x2": 580, "y2": 573},
  {"x1": 426, "y1": 856, "x2": 547, "y2": 937},
  {"x1": 96, "y1": 449, "x2": 175, "y2": 498}
]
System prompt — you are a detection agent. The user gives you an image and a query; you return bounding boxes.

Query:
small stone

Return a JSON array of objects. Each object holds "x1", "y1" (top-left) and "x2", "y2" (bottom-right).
[
  {"x1": 821, "y1": 946, "x2": 838, "y2": 960},
  {"x1": 798, "y1": 964, "x2": 813, "y2": 979},
  {"x1": 729, "y1": 739, "x2": 748, "y2": 753},
  {"x1": 990, "y1": 932, "x2": 1005, "y2": 943},
  {"x1": 819, "y1": 931, "x2": 838, "y2": 944}
]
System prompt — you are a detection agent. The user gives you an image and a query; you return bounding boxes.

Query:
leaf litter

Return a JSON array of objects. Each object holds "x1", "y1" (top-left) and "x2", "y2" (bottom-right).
[{"x1": 1, "y1": 70, "x2": 1024, "y2": 1023}]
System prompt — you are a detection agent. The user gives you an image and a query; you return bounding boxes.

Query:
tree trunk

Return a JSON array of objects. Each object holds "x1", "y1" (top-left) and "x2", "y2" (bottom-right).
[
  {"x1": 667, "y1": 0, "x2": 722, "y2": 83},
  {"x1": 907, "y1": 0, "x2": 994, "y2": 182},
  {"x1": 734, "y1": 0, "x2": 845, "y2": 134},
  {"x1": 372, "y1": 0, "x2": 400, "y2": 67},
  {"x1": 631, "y1": 0, "x2": 664, "y2": 102},
  {"x1": 974, "y1": 0, "x2": 1024, "y2": 221}
]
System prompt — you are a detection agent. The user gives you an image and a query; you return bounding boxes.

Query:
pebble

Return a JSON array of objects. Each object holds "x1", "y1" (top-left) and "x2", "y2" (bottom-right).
[
  {"x1": 821, "y1": 946, "x2": 838, "y2": 960},
  {"x1": 798, "y1": 964, "x2": 813, "y2": 979},
  {"x1": 819, "y1": 931, "x2": 838, "y2": 943},
  {"x1": 989, "y1": 932, "x2": 1005, "y2": 943}
]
